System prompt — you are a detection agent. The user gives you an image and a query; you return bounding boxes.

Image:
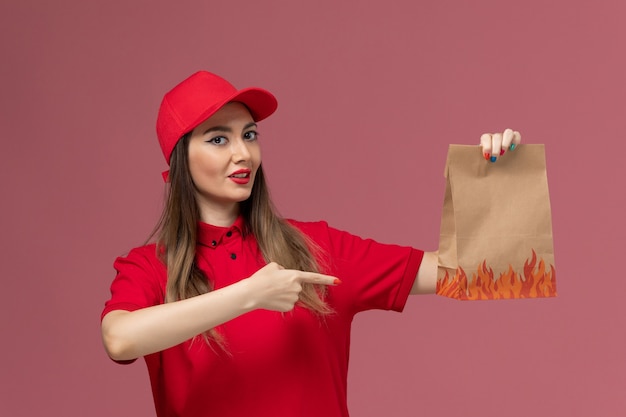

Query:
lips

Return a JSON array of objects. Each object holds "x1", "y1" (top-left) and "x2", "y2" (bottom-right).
[{"x1": 228, "y1": 169, "x2": 251, "y2": 184}]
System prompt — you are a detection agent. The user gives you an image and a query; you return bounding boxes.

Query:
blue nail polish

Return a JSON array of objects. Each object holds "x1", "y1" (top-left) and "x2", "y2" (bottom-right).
[
  {"x1": 509, "y1": 143, "x2": 516, "y2": 151},
  {"x1": 490, "y1": 156, "x2": 497, "y2": 162}
]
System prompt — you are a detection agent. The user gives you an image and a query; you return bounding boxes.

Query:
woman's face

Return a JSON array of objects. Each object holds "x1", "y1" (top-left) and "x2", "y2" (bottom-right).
[{"x1": 187, "y1": 102, "x2": 261, "y2": 221}]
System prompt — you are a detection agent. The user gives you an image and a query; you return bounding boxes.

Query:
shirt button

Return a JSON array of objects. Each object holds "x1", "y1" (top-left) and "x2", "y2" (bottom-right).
[
  {"x1": 230, "y1": 253, "x2": 237, "y2": 260},
  {"x1": 226, "y1": 231, "x2": 233, "y2": 237},
  {"x1": 211, "y1": 240, "x2": 217, "y2": 246}
]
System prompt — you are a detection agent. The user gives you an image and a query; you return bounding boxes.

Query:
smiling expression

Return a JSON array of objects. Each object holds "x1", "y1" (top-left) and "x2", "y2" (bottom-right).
[{"x1": 187, "y1": 102, "x2": 261, "y2": 223}]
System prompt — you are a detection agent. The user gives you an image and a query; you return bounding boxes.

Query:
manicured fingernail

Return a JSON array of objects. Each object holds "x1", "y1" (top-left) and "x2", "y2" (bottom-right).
[
  {"x1": 490, "y1": 156, "x2": 497, "y2": 162},
  {"x1": 500, "y1": 149, "x2": 505, "y2": 155},
  {"x1": 333, "y1": 279, "x2": 342, "y2": 285},
  {"x1": 484, "y1": 152, "x2": 490, "y2": 160},
  {"x1": 509, "y1": 143, "x2": 516, "y2": 151}
]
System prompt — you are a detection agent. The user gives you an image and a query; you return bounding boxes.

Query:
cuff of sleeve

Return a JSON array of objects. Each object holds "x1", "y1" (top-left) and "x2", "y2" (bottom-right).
[
  {"x1": 100, "y1": 303, "x2": 142, "y2": 322},
  {"x1": 391, "y1": 248, "x2": 424, "y2": 312}
]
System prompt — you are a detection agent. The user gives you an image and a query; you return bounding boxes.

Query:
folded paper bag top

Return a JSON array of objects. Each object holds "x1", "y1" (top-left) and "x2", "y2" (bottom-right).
[{"x1": 436, "y1": 144, "x2": 556, "y2": 300}]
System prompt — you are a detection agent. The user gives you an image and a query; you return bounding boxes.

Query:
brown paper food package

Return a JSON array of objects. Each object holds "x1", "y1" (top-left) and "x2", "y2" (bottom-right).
[{"x1": 436, "y1": 144, "x2": 557, "y2": 300}]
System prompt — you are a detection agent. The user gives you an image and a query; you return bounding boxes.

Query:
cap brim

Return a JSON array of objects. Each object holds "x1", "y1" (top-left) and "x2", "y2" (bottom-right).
[
  {"x1": 182, "y1": 87, "x2": 278, "y2": 142},
  {"x1": 229, "y1": 88, "x2": 278, "y2": 122}
]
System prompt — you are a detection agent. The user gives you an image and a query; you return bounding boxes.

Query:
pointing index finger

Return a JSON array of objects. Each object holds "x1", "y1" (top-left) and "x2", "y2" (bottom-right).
[{"x1": 298, "y1": 272, "x2": 341, "y2": 286}]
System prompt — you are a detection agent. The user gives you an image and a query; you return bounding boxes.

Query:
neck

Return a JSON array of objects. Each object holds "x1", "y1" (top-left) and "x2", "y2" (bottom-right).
[{"x1": 198, "y1": 201, "x2": 240, "y2": 227}]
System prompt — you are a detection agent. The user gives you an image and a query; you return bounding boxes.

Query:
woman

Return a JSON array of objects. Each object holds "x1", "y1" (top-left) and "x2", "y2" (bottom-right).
[{"x1": 101, "y1": 71, "x2": 521, "y2": 417}]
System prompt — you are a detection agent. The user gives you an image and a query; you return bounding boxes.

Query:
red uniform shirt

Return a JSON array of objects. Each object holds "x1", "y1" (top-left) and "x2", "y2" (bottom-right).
[{"x1": 102, "y1": 218, "x2": 423, "y2": 417}]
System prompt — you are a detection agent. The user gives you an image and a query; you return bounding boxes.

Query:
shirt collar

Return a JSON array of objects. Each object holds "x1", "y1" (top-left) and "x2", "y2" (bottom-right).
[{"x1": 197, "y1": 215, "x2": 246, "y2": 248}]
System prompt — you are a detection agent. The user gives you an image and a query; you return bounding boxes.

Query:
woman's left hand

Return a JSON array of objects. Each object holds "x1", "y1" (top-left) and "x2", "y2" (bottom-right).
[{"x1": 480, "y1": 128, "x2": 522, "y2": 162}]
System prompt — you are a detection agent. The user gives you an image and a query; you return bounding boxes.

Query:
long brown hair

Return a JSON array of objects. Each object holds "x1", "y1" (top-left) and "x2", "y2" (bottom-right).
[{"x1": 151, "y1": 134, "x2": 331, "y2": 344}]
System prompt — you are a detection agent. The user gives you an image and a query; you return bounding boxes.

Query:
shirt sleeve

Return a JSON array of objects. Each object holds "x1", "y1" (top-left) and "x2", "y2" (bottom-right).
[
  {"x1": 101, "y1": 244, "x2": 167, "y2": 321},
  {"x1": 292, "y1": 220, "x2": 424, "y2": 314}
]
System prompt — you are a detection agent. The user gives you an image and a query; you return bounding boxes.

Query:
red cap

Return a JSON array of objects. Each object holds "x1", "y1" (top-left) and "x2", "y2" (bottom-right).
[{"x1": 156, "y1": 71, "x2": 278, "y2": 165}]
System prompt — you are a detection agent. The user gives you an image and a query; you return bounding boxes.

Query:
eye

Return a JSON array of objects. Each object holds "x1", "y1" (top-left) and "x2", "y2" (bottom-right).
[
  {"x1": 243, "y1": 131, "x2": 258, "y2": 141},
  {"x1": 207, "y1": 136, "x2": 227, "y2": 145}
]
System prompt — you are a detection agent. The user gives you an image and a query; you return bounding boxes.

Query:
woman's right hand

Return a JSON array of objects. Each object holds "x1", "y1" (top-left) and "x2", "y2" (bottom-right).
[
  {"x1": 243, "y1": 262, "x2": 340, "y2": 312},
  {"x1": 102, "y1": 263, "x2": 339, "y2": 360}
]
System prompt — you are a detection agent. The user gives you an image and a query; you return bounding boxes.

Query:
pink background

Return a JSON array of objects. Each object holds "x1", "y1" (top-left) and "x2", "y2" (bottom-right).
[{"x1": 1, "y1": 0, "x2": 624, "y2": 416}]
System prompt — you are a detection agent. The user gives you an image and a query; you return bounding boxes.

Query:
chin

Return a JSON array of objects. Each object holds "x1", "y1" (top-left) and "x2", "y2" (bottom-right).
[{"x1": 233, "y1": 191, "x2": 254, "y2": 203}]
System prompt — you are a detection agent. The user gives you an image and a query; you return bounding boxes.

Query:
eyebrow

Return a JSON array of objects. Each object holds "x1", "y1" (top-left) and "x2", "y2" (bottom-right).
[{"x1": 202, "y1": 122, "x2": 257, "y2": 135}]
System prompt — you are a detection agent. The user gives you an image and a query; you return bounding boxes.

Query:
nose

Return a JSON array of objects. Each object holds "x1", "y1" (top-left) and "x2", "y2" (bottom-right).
[{"x1": 231, "y1": 137, "x2": 251, "y2": 163}]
